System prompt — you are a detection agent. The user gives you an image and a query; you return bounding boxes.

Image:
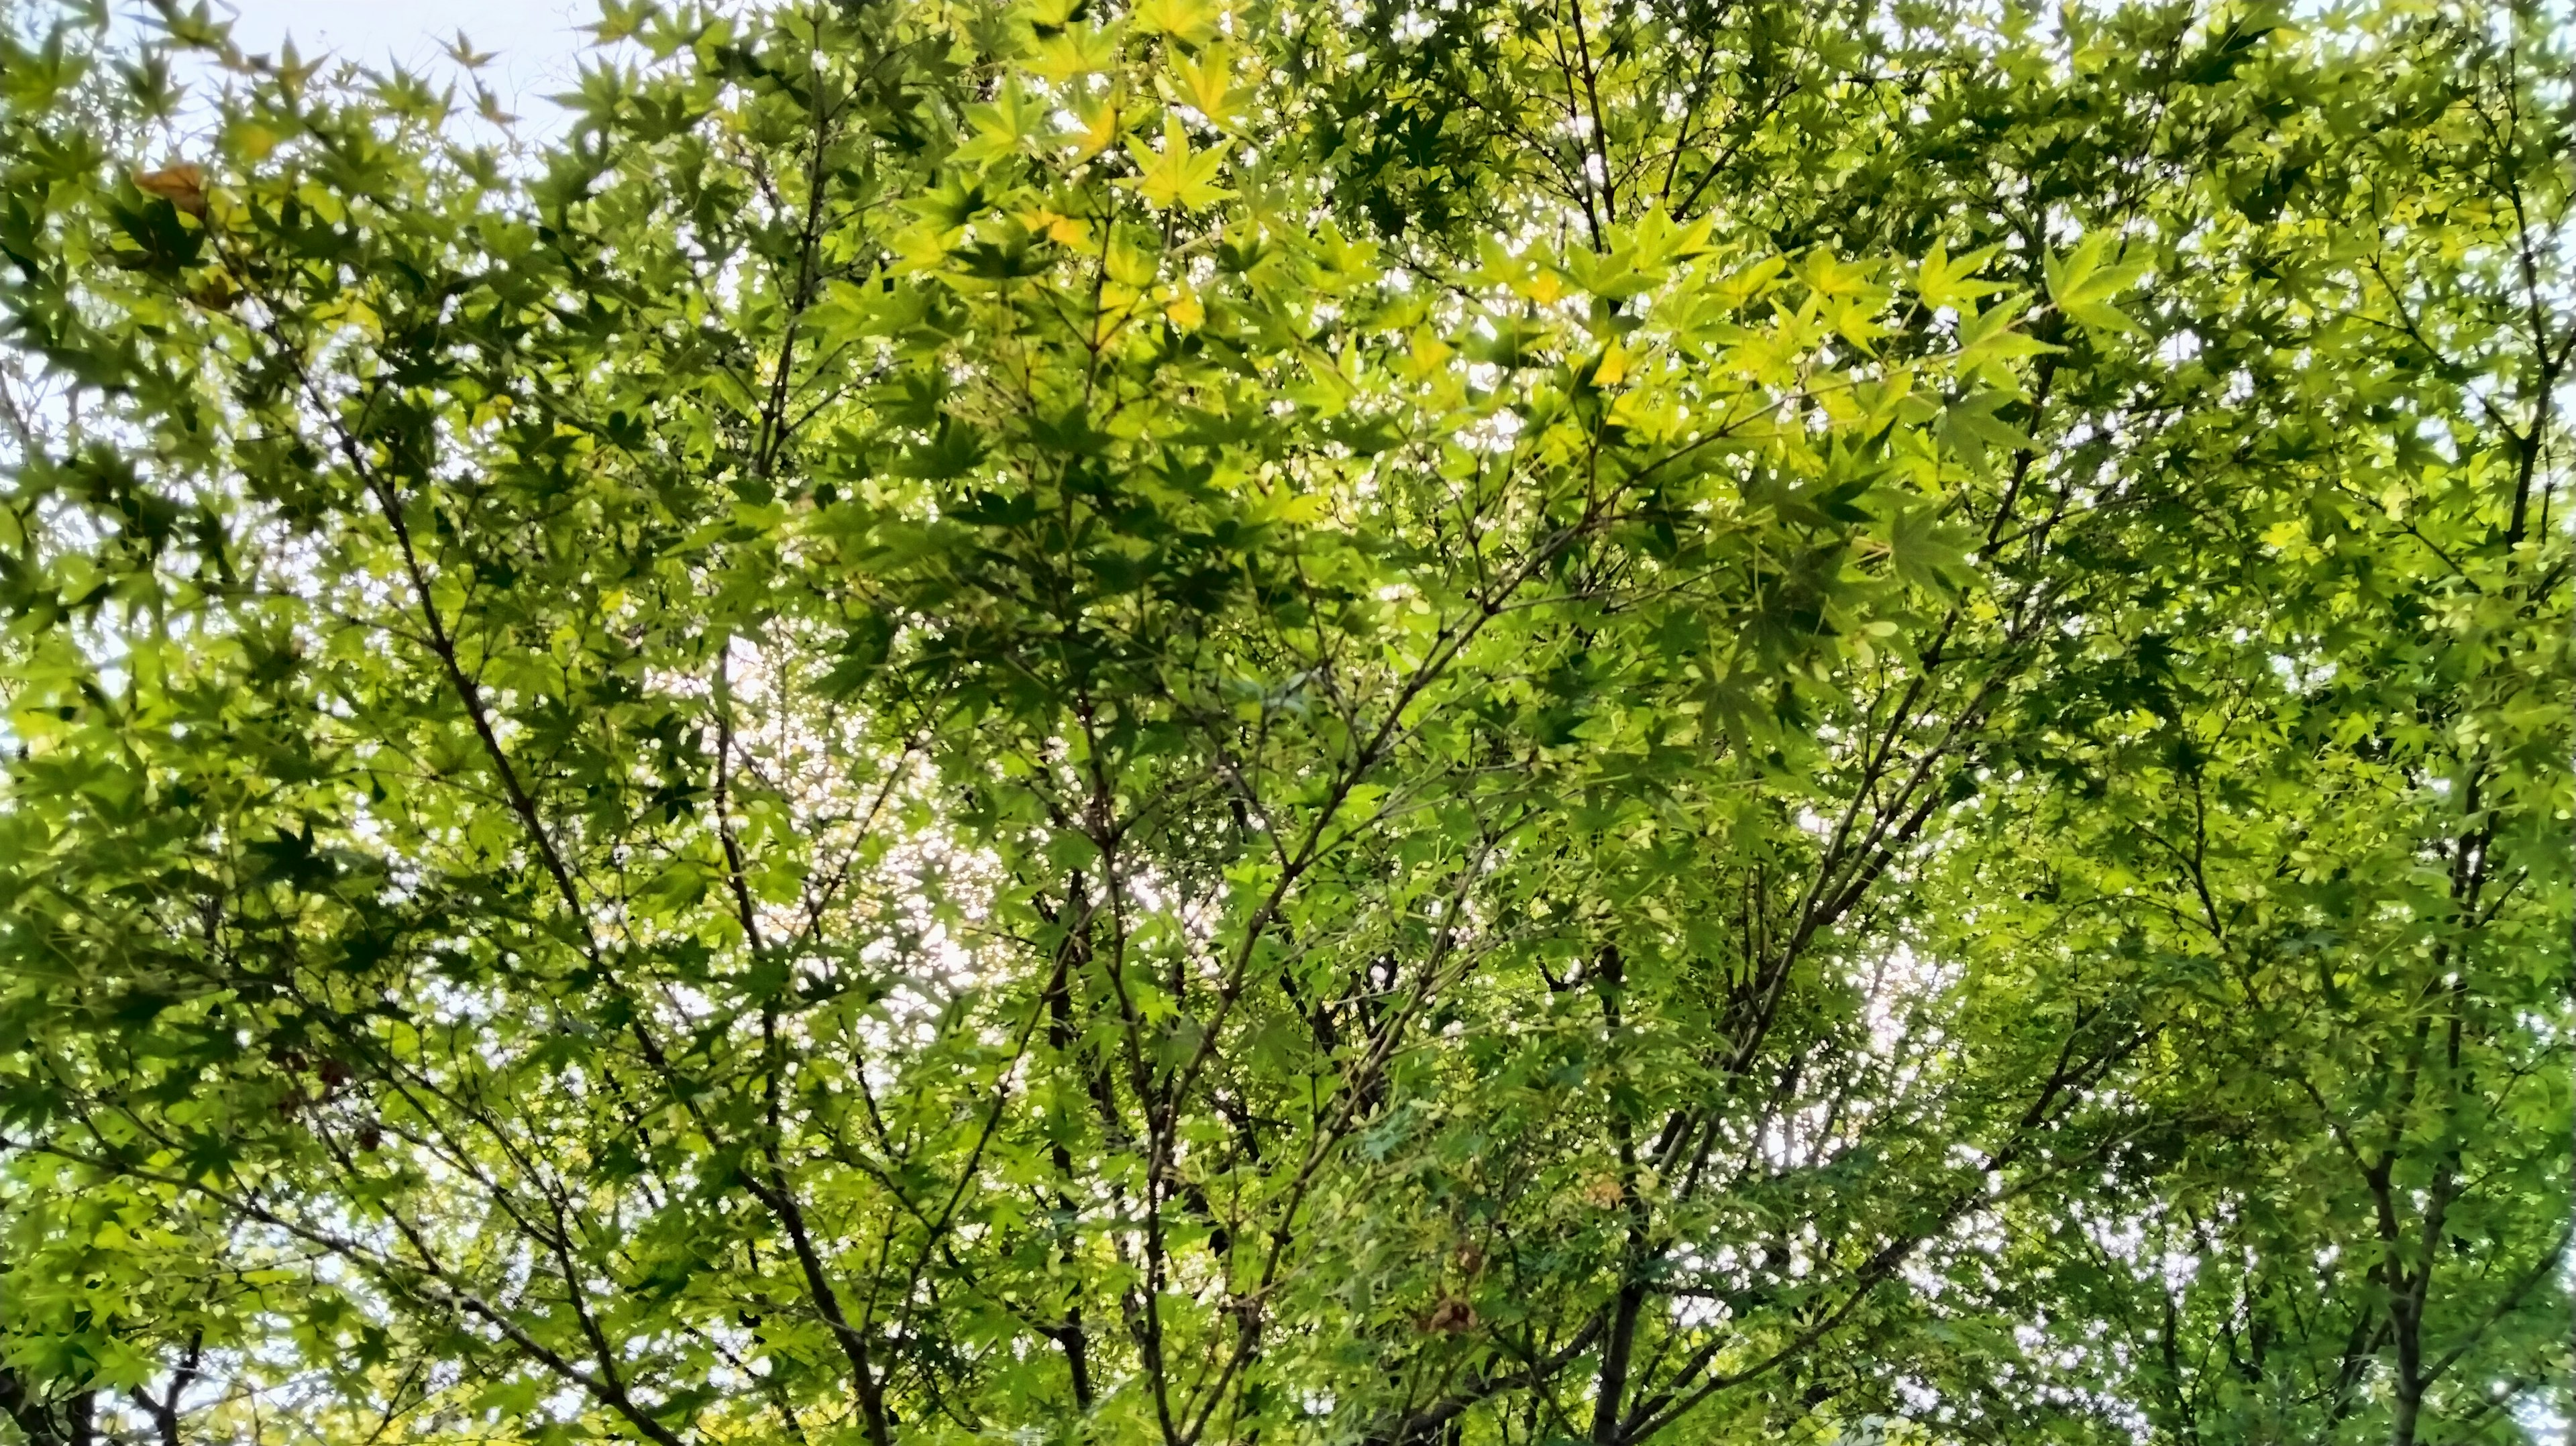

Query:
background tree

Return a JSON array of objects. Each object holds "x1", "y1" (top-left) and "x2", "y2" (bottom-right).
[{"x1": 0, "y1": 0, "x2": 2565, "y2": 1443}]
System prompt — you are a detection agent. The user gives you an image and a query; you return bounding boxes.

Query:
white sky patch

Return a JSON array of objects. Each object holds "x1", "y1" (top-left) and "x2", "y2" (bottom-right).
[{"x1": 115, "y1": 0, "x2": 632, "y2": 144}]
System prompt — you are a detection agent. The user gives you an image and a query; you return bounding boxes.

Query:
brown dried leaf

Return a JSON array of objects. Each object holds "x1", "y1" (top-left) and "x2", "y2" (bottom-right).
[{"x1": 134, "y1": 164, "x2": 208, "y2": 217}]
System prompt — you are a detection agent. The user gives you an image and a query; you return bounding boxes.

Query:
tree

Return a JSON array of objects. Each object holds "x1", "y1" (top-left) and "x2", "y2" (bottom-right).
[{"x1": 0, "y1": 0, "x2": 2565, "y2": 1441}]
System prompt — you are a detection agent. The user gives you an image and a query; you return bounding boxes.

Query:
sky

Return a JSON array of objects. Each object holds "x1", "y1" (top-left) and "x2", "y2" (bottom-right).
[{"x1": 124, "y1": 0, "x2": 607, "y2": 134}]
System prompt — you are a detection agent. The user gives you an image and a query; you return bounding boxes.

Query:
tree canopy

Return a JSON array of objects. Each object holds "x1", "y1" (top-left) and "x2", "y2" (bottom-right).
[{"x1": 0, "y1": 0, "x2": 2567, "y2": 1443}]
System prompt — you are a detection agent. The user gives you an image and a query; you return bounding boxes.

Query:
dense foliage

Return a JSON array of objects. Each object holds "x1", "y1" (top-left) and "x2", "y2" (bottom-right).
[{"x1": 0, "y1": 0, "x2": 2567, "y2": 1442}]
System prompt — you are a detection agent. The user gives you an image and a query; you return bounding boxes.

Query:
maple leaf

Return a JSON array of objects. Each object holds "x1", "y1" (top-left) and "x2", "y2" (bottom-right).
[
  {"x1": 1124, "y1": 115, "x2": 1230, "y2": 212},
  {"x1": 1132, "y1": 0, "x2": 1220, "y2": 46},
  {"x1": 445, "y1": 30, "x2": 498, "y2": 68},
  {"x1": 1071, "y1": 97, "x2": 1122, "y2": 162},
  {"x1": 1169, "y1": 45, "x2": 1241, "y2": 127},
  {"x1": 1913, "y1": 238, "x2": 2006, "y2": 313},
  {"x1": 956, "y1": 78, "x2": 1048, "y2": 164},
  {"x1": 2045, "y1": 232, "x2": 2151, "y2": 333}
]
